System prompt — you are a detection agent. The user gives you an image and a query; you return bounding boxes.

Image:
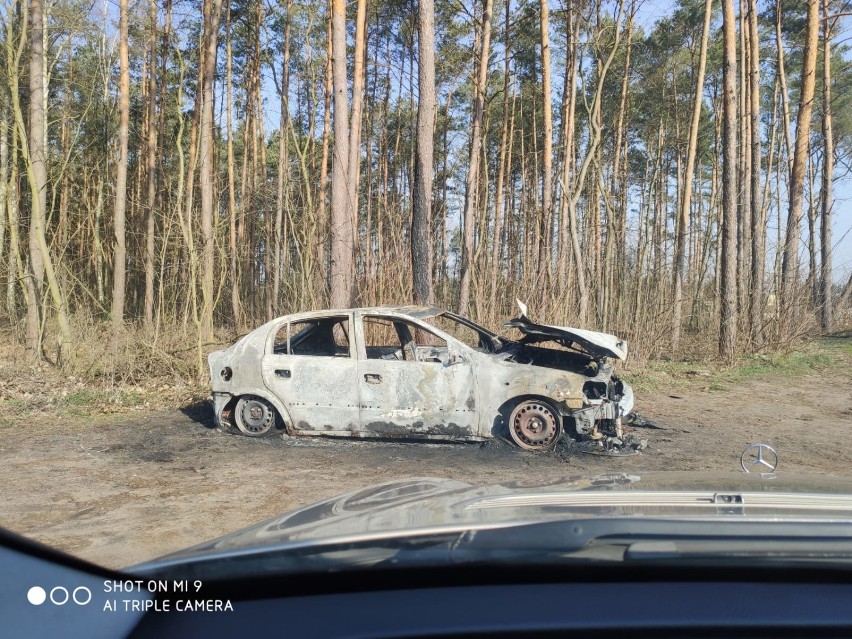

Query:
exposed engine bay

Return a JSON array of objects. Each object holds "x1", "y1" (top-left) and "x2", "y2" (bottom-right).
[{"x1": 499, "y1": 300, "x2": 635, "y2": 446}]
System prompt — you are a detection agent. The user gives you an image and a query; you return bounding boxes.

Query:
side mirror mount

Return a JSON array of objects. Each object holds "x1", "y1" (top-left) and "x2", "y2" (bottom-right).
[{"x1": 445, "y1": 348, "x2": 466, "y2": 367}]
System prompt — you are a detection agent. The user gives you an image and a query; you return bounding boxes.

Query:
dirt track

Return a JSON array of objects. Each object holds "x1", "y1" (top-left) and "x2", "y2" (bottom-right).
[{"x1": 1, "y1": 364, "x2": 851, "y2": 569}]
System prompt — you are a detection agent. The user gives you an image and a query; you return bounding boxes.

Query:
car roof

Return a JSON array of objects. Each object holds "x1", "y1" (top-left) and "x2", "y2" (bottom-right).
[
  {"x1": 358, "y1": 305, "x2": 444, "y2": 319},
  {"x1": 285, "y1": 306, "x2": 445, "y2": 321}
]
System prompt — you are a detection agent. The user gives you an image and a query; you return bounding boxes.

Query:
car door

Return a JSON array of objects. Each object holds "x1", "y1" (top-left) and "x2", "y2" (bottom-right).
[
  {"x1": 261, "y1": 314, "x2": 359, "y2": 434},
  {"x1": 356, "y1": 314, "x2": 479, "y2": 439}
]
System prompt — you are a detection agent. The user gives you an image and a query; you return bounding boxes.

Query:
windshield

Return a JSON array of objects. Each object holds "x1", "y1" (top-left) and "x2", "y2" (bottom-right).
[
  {"x1": 1, "y1": 0, "x2": 852, "y2": 612},
  {"x1": 429, "y1": 312, "x2": 502, "y2": 351}
]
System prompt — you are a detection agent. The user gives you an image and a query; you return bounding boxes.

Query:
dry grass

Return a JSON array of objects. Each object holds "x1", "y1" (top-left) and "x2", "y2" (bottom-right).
[
  {"x1": 625, "y1": 337, "x2": 849, "y2": 394},
  {"x1": 0, "y1": 313, "x2": 234, "y2": 426}
]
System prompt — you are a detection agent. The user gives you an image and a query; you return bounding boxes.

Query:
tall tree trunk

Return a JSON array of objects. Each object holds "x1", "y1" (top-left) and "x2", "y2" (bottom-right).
[
  {"x1": 672, "y1": 0, "x2": 712, "y2": 350},
  {"x1": 538, "y1": 0, "x2": 553, "y2": 277},
  {"x1": 564, "y1": 1, "x2": 624, "y2": 322},
  {"x1": 26, "y1": 0, "x2": 45, "y2": 348},
  {"x1": 736, "y1": 0, "x2": 751, "y2": 318},
  {"x1": 0, "y1": 103, "x2": 5, "y2": 275},
  {"x1": 199, "y1": 0, "x2": 224, "y2": 341},
  {"x1": 58, "y1": 51, "x2": 71, "y2": 250},
  {"x1": 273, "y1": 0, "x2": 291, "y2": 316},
  {"x1": 747, "y1": 0, "x2": 763, "y2": 342},
  {"x1": 411, "y1": 0, "x2": 436, "y2": 305},
  {"x1": 144, "y1": 0, "x2": 158, "y2": 328},
  {"x1": 329, "y1": 0, "x2": 354, "y2": 308},
  {"x1": 838, "y1": 273, "x2": 852, "y2": 311},
  {"x1": 317, "y1": 20, "x2": 332, "y2": 279},
  {"x1": 438, "y1": 91, "x2": 452, "y2": 296},
  {"x1": 491, "y1": 0, "x2": 512, "y2": 316},
  {"x1": 111, "y1": 0, "x2": 129, "y2": 328},
  {"x1": 775, "y1": 0, "x2": 793, "y2": 171},
  {"x1": 226, "y1": 4, "x2": 241, "y2": 327},
  {"x1": 780, "y1": 0, "x2": 819, "y2": 337},
  {"x1": 1, "y1": 97, "x2": 14, "y2": 322},
  {"x1": 24, "y1": 0, "x2": 72, "y2": 354},
  {"x1": 557, "y1": 8, "x2": 579, "y2": 289},
  {"x1": 347, "y1": 0, "x2": 367, "y2": 243},
  {"x1": 806, "y1": 154, "x2": 818, "y2": 303},
  {"x1": 609, "y1": 3, "x2": 634, "y2": 327},
  {"x1": 719, "y1": 0, "x2": 738, "y2": 360},
  {"x1": 155, "y1": 0, "x2": 173, "y2": 325},
  {"x1": 7, "y1": 124, "x2": 37, "y2": 346},
  {"x1": 818, "y1": 0, "x2": 833, "y2": 331},
  {"x1": 457, "y1": 0, "x2": 493, "y2": 315}
]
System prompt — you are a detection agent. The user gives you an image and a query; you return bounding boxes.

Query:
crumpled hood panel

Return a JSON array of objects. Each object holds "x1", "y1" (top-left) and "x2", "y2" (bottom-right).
[{"x1": 505, "y1": 300, "x2": 628, "y2": 361}]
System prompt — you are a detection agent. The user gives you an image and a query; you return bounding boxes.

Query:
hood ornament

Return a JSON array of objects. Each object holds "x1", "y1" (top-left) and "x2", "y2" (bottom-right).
[{"x1": 740, "y1": 444, "x2": 778, "y2": 473}]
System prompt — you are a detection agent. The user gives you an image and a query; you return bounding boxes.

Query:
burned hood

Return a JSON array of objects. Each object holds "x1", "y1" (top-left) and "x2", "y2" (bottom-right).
[{"x1": 505, "y1": 300, "x2": 627, "y2": 361}]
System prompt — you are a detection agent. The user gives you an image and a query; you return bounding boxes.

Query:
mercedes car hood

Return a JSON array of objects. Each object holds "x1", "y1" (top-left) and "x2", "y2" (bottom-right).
[
  {"x1": 130, "y1": 472, "x2": 852, "y2": 572},
  {"x1": 504, "y1": 300, "x2": 627, "y2": 360}
]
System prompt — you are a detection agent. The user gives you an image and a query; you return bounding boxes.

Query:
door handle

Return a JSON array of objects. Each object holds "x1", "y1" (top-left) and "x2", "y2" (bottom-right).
[
  {"x1": 275, "y1": 369, "x2": 291, "y2": 379},
  {"x1": 364, "y1": 373, "x2": 382, "y2": 384}
]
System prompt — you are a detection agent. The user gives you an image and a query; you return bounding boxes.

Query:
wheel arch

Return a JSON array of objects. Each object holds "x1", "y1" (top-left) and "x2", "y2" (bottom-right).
[{"x1": 218, "y1": 388, "x2": 294, "y2": 433}]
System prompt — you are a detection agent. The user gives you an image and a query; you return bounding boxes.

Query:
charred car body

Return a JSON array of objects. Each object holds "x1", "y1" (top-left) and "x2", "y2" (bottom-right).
[{"x1": 208, "y1": 301, "x2": 634, "y2": 450}]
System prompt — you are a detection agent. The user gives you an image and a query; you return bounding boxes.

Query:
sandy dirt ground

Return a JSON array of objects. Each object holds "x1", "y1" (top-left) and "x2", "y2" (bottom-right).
[{"x1": 1, "y1": 360, "x2": 851, "y2": 570}]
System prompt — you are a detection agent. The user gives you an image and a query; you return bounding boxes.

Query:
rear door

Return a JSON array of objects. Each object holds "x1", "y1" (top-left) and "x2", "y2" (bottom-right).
[
  {"x1": 355, "y1": 314, "x2": 479, "y2": 440},
  {"x1": 261, "y1": 314, "x2": 359, "y2": 434}
]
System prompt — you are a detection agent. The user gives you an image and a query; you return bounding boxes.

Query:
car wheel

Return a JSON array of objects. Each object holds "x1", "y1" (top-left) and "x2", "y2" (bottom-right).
[
  {"x1": 234, "y1": 396, "x2": 276, "y2": 437},
  {"x1": 508, "y1": 400, "x2": 562, "y2": 450}
]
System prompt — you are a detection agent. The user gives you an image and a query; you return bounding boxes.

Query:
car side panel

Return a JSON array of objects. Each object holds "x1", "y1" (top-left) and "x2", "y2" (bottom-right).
[
  {"x1": 356, "y1": 358, "x2": 480, "y2": 440},
  {"x1": 261, "y1": 354, "x2": 359, "y2": 434},
  {"x1": 355, "y1": 312, "x2": 482, "y2": 440},
  {"x1": 261, "y1": 312, "x2": 360, "y2": 434},
  {"x1": 470, "y1": 353, "x2": 590, "y2": 437}
]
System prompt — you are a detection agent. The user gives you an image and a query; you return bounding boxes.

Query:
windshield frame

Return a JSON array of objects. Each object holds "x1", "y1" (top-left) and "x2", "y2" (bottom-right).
[{"x1": 437, "y1": 311, "x2": 508, "y2": 349}]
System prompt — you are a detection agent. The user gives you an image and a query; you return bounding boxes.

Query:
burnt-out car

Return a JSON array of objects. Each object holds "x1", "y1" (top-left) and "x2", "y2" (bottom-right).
[{"x1": 207, "y1": 301, "x2": 634, "y2": 450}]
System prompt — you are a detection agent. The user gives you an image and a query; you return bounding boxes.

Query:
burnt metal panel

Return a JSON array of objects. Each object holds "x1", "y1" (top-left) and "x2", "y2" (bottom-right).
[{"x1": 208, "y1": 305, "x2": 636, "y2": 445}]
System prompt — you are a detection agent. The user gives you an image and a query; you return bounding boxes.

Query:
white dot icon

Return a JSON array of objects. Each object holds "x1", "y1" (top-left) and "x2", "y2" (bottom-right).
[{"x1": 27, "y1": 586, "x2": 47, "y2": 605}]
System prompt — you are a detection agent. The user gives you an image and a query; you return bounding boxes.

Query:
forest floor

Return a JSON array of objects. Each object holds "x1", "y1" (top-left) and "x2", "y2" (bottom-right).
[{"x1": 0, "y1": 336, "x2": 850, "y2": 569}]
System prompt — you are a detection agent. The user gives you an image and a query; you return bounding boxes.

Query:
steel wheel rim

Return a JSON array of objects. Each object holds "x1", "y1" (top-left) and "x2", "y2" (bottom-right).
[
  {"x1": 236, "y1": 398, "x2": 274, "y2": 435},
  {"x1": 510, "y1": 402, "x2": 559, "y2": 450}
]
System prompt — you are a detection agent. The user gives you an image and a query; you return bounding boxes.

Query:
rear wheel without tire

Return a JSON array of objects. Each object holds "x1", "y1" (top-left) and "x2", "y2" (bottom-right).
[
  {"x1": 234, "y1": 396, "x2": 275, "y2": 437},
  {"x1": 508, "y1": 400, "x2": 562, "y2": 450}
]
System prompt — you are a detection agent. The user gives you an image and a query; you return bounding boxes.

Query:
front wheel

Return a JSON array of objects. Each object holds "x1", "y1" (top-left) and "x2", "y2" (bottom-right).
[
  {"x1": 508, "y1": 400, "x2": 562, "y2": 450},
  {"x1": 234, "y1": 396, "x2": 276, "y2": 437}
]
